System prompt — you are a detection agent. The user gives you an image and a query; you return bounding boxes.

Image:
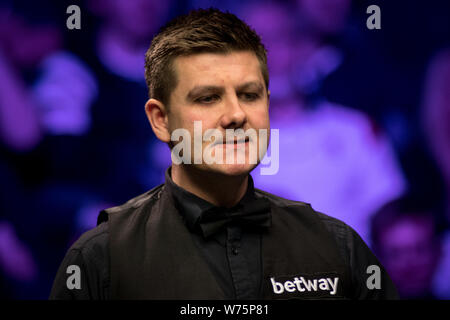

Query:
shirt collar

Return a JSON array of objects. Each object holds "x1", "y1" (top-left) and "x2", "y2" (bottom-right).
[{"x1": 164, "y1": 167, "x2": 257, "y2": 233}]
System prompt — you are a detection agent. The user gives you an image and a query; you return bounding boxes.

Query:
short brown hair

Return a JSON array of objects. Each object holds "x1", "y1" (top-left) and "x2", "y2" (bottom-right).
[{"x1": 144, "y1": 8, "x2": 268, "y2": 107}]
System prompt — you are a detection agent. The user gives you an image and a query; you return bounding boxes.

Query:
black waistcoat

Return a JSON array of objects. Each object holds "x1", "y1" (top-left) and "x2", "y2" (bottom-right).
[{"x1": 98, "y1": 185, "x2": 352, "y2": 299}]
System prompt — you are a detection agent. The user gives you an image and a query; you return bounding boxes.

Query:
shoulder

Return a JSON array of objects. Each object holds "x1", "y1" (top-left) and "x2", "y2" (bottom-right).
[
  {"x1": 255, "y1": 189, "x2": 400, "y2": 299},
  {"x1": 61, "y1": 221, "x2": 110, "y2": 273},
  {"x1": 70, "y1": 221, "x2": 109, "y2": 254},
  {"x1": 97, "y1": 184, "x2": 165, "y2": 223},
  {"x1": 69, "y1": 183, "x2": 165, "y2": 254},
  {"x1": 50, "y1": 222, "x2": 110, "y2": 299},
  {"x1": 255, "y1": 188, "x2": 357, "y2": 259},
  {"x1": 255, "y1": 188, "x2": 351, "y2": 232},
  {"x1": 255, "y1": 188, "x2": 313, "y2": 211}
]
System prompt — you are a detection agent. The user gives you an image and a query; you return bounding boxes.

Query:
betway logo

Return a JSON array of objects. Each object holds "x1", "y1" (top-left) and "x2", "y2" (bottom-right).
[{"x1": 270, "y1": 276, "x2": 339, "y2": 295}]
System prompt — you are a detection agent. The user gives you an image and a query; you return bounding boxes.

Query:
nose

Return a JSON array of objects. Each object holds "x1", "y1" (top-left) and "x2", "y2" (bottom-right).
[{"x1": 219, "y1": 94, "x2": 247, "y2": 129}]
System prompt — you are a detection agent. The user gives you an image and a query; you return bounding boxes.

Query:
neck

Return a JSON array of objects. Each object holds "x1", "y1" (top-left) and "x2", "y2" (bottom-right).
[{"x1": 171, "y1": 164, "x2": 249, "y2": 208}]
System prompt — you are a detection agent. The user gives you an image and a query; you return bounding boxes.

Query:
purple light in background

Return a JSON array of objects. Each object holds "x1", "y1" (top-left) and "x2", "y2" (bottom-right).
[
  {"x1": 32, "y1": 52, "x2": 98, "y2": 135},
  {"x1": 252, "y1": 102, "x2": 406, "y2": 244},
  {"x1": 0, "y1": 221, "x2": 37, "y2": 282}
]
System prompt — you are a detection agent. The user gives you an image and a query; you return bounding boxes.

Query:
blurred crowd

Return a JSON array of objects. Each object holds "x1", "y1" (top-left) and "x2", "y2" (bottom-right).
[{"x1": 0, "y1": 0, "x2": 449, "y2": 300}]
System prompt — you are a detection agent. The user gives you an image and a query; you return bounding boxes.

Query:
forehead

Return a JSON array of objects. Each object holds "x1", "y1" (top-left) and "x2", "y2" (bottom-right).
[
  {"x1": 382, "y1": 217, "x2": 434, "y2": 247},
  {"x1": 172, "y1": 51, "x2": 264, "y2": 89}
]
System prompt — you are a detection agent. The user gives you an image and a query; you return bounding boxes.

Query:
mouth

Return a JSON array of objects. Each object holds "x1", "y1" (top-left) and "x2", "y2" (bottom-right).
[
  {"x1": 210, "y1": 136, "x2": 250, "y2": 148},
  {"x1": 222, "y1": 136, "x2": 250, "y2": 146}
]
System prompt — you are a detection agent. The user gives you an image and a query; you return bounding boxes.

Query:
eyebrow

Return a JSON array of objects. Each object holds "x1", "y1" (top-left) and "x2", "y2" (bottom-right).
[
  {"x1": 236, "y1": 81, "x2": 265, "y2": 93},
  {"x1": 186, "y1": 86, "x2": 224, "y2": 101},
  {"x1": 186, "y1": 81, "x2": 265, "y2": 101}
]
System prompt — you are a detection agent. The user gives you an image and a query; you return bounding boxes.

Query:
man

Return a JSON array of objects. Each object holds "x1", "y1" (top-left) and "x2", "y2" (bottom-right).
[
  {"x1": 50, "y1": 8, "x2": 397, "y2": 300},
  {"x1": 370, "y1": 196, "x2": 443, "y2": 299}
]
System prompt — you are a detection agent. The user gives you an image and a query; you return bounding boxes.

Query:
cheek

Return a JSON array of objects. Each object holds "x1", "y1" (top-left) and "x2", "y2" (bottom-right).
[
  {"x1": 170, "y1": 111, "x2": 219, "y2": 143},
  {"x1": 191, "y1": 110, "x2": 225, "y2": 134},
  {"x1": 169, "y1": 108, "x2": 196, "y2": 129},
  {"x1": 167, "y1": 115, "x2": 190, "y2": 139},
  {"x1": 249, "y1": 108, "x2": 270, "y2": 130}
]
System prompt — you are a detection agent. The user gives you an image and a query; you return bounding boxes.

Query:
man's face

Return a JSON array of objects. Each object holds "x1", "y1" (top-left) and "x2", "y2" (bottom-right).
[
  {"x1": 379, "y1": 217, "x2": 440, "y2": 298},
  {"x1": 166, "y1": 51, "x2": 270, "y2": 177}
]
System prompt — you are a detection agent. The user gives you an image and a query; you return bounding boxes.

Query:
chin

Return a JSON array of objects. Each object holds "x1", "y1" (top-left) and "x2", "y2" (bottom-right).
[{"x1": 198, "y1": 162, "x2": 257, "y2": 177}]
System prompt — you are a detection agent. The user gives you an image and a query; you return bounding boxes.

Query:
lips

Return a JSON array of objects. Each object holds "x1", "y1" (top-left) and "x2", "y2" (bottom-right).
[
  {"x1": 217, "y1": 136, "x2": 250, "y2": 147},
  {"x1": 224, "y1": 137, "x2": 249, "y2": 144},
  {"x1": 208, "y1": 138, "x2": 250, "y2": 150}
]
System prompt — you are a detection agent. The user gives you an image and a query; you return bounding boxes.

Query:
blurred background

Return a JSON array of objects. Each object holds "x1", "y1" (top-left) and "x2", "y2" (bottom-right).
[{"x1": 0, "y1": 0, "x2": 449, "y2": 299}]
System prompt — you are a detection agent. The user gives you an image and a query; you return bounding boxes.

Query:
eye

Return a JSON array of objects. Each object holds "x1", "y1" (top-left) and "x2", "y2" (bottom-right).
[
  {"x1": 240, "y1": 92, "x2": 260, "y2": 102},
  {"x1": 195, "y1": 94, "x2": 220, "y2": 104}
]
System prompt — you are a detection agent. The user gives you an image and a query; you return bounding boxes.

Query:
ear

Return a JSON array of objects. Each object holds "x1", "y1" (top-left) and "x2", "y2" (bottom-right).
[{"x1": 145, "y1": 98, "x2": 171, "y2": 143}]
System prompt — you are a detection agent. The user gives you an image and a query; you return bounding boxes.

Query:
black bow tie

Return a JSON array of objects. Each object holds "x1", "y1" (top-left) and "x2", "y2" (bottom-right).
[{"x1": 197, "y1": 197, "x2": 272, "y2": 238}]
